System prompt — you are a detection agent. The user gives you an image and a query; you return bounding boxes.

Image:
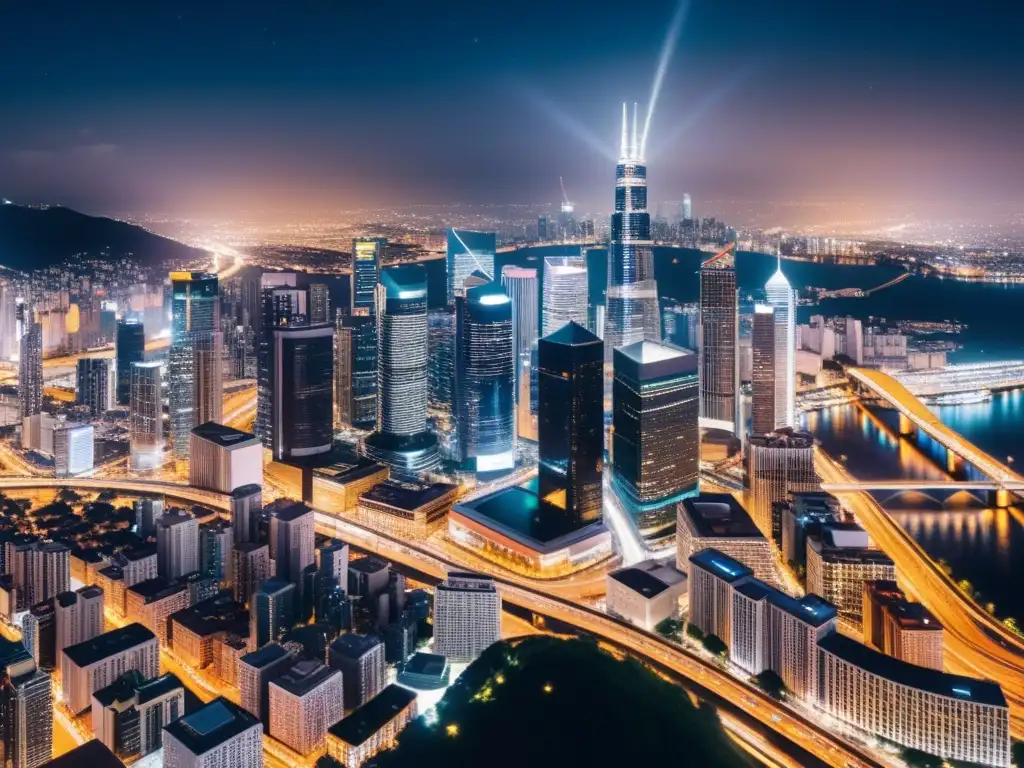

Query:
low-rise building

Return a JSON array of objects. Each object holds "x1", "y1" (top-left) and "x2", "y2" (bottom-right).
[
  {"x1": 676, "y1": 493, "x2": 777, "y2": 584},
  {"x1": 355, "y1": 479, "x2": 458, "y2": 539},
  {"x1": 806, "y1": 524, "x2": 895, "y2": 625},
  {"x1": 312, "y1": 461, "x2": 390, "y2": 515},
  {"x1": 862, "y1": 580, "x2": 943, "y2": 670},
  {"x1": 606, "y1": 560, "x2": 687, "y2": 631},
  {"x1": 326, "y1": 684, "x2": 418, "y2": 768}
]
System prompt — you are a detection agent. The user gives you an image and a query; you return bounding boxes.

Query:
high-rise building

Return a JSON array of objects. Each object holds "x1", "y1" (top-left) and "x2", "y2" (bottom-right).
[
  {"x1": 268, "y1": 660, "x2": 344, "y2": 756},
  {"x1": 746, "y1": 429, "x2": 818, "y2": 537},
  {"x1": 335, "y1": 313, "x2": 377, "y2": 430},
  {"x1": 605, "y1": 103, "x2": 659, "y2": 363},
  {"x1": 60, "y1": 623, "x2": 159, "y2": 715},
  {"x1": 500, "y1": 266, "x2": 539, "y2": 442},
  {"x1": 238, "y1": 643, "x2": 297, "y2": 726},
  {"x1": 270, "y1": 323, "x2": 334, "y2": 461},
  {"x1": 682, "y1": 193, "x2": 692, "y2": 221},
  {"x1": 250, "y1": 578, "x2": 295, "y2": 650},
  {"x1": 537, "y1": 322, "x2": 603, "y2": 527},
  {"x1": 75, "y1": 358, "x2": 115, "y2": 414},
  {"x1": 116, "y1": 319, "x2": 145, "y2": 406},
  {"x1": 328, "y1": 633, "x2": 386, "y2": 709},
  {"x1": 308, "y1": 283, "x2": 331, "y2": 325},
  {"x1": 163, "y1": 697, "x2": 264, "y2": 768},
  {"x1": 433, "y1": 572, "x2": 500, "y2": 663},
  {"x1": 189, "y1": 422, "x2": 263, "y2": 493},
  {"x1": 676, "y1": 494, "x2": 777, "y2": 584},
  {"x1": 612, "y1": 340, "x2": 699, "y2": 537},
  {"x1": 53, "y1": 422, "x2": 94, "y2": 478},
  {"x1": 199, "y1": 519, "x2": 233, "y2": 587},
  {"x1": 230, "y1": 484, "x2": 263, "y2": 546},
  {"x1": 446, "y1": 229, "x2": 495, "y2": 305},
  {"x1": 699, "y1": 244, "x2": 738, "y2": 432},
  {"x1": 0, "y1": 637, "x2": 52, "y2": 768},
  {"x1": 862, "y1": 580, "x2": 943, "y2": 671},
  {"x1": 232, "y1": 544, "x2": 270, "y2": 606},
  {"x1": 806, "y1": 523, "x2": 896, "y2": 625},
  {"x1": 134, "y1": 497, "x2": 164, "y2": 540},
  {"x1": 750, "y1": 305, "x2": 776, "y2": 435},
  {"x1": 363, "y1": 266, "x2": 439, "y2": 474},
  {"x1": 764, "y1": 259, "x2": 796, "y2": 429},
  {"x1": 267, "y1": 501, "x2": 314, "y2": 593},
  {"x1": 427, "y1": 307, "x2": 456, "y2": 419},
  {"x1": 454, "y1": 276, "x2": 515, "y2": 475},
  {"x1": 256, "y1": 274, "x2": 303, "y2": 446},
  {"x1": 156, "y1": 510, "x2": 199, "y2": 580},
  {"x1": 541, "y1": 255, "x2": 588, "y2": 336},
  {"x1": 21, "y1": 600, "x2": 56, "y2": 671},
  {"x1": 18, "y1": 318, "x2": 42, "y2": 419},
  {"x1": 55, "y1": 586, "x2": 104, "y2": 659},
  {"x1": 91, "y1": 671, "x2": 184, "y2": 760},
  {"x1": 129, "y1": 361, "x2": 163, "y2": 471},
  {"x1": 168, "y1": 272, "x2": 222, "y2": 457},
  {"x1": 351, "y1": 238, "x2": 385, "y2": 316},
  {"x1": 5, "y1": 540, "x2": 70, "y2": 612}
]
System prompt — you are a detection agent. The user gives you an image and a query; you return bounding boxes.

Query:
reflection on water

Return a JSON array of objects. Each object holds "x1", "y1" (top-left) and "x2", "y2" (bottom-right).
[{"x1": 804, "y1": 403, "x2": 1024, "y2": 622}]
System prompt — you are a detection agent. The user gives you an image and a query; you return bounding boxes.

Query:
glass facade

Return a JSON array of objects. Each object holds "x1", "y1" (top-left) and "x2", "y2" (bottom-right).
[
  {"x1": 351, "y1": 238, "x2": 385, "y2": 316},
  {"x1": 765, "y1": 263, "x2": 796, "y2": 429},
  {"x1": 168, "y1": 272, "x2": 222, "y2": 457},
  {"x1": 273, "y1": 324, "x2": 335, "y2": 460},
  {"x1": 699, "y1": 246, "x2": 738, "y2": 432},
  {"x1": 541, "y1": 255, "x2": 588, "y2": 336},
  {"x1": 454, "y1": 278, "x2": 515, "y2": 474},
  {"x1": 116, "y1": 319, "x2": 145, "y2": 405},
  {"x1": 335, "y1": 312, "x2": 377, "y2": 430},
  {"x1": 751, "y1": 305, "x2": 776, "y2": 435},
  {"x1": 427, "y1": 308, "x2": 456, "y2": 420},
  {"x1": 446, "y1": 229, "x2": 495, "y2": 304},
  {"x1": 537, "y1": 322, "x2": 604, "y2": 526},
  {"x1": 500, "y1": 267, "x2": 538, "y2": 442},
  {"x1": 257, "y1": 281, "x2": 304, "y2": 447}
]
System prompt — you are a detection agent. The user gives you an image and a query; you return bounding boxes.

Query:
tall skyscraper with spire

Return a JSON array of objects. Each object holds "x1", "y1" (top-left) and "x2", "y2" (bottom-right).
[
  {"x1": 765, "y1": 255, "x2": 796, "y2": 429},
  {"x1": 605, "y1": 103, "x2": 659, "y2": 363}
]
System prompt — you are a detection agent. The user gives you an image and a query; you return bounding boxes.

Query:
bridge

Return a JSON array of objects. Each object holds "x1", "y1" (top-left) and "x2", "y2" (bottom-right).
[{"x1": 847, "y1": 366, "x2": 1023, "y2": 506}]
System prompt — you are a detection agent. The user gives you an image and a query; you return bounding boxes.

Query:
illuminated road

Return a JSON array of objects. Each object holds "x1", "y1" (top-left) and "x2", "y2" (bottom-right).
[
  {"x1": 0, "y1": 476, "x2": 883, "y2": 767},
  {"x1": 816, "y1": 450, "x2": 1024, "y2": 737}
]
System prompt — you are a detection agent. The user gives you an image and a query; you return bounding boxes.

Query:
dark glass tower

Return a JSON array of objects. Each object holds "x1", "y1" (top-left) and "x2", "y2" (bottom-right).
[
  {"x1": 612, "y1": 340, "x2": 699, "y2": 539},
  {"x1": 352, "y1": 238, "x2": 385, "y2": 316},
  {"x1": 699, "y1": 243, "x2": 739, "y2": 432},
  {"x1": 454, "y1": 275, "x2": 515, "y2": 475},
  {"x1": 751, "y1": 305, "x2": 777, "y2": 435},
  {"x1": 537, "y1": 322, "x2": 604, "y2": 527},
  {"x1": 363, "y1": 266, "x2": 439, "y2": 474},
  {"x1": 335, "y1": 312, "x2": 377, "y2": 430},
  {"x1": 116, "y1": 319, "x2": 145, "y2": 405},
  {"x1": 605, "y1": 103, "x2": 659, "y2": 363},
  {"x1": 256, "y1": 279, "x2": 304, "y2": 447},
  {"x1": 272, "y1": 323, "x2": 334, "y2": 460}
]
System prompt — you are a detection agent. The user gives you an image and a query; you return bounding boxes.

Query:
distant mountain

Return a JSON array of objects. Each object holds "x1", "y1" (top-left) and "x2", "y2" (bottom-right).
[{"x1": 0, "y1": 203, "x2": 209, "y2": 272}]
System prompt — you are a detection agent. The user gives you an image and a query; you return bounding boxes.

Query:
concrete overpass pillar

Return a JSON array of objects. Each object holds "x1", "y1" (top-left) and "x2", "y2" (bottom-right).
[
  {"x1": 990, "y1": 488, "x2": 1011, "y2": 508},
  {"x1": 898, "y1": 413, "x2": 914, "y2": 437},
  {"x1": 946, "y1": 450, "x2": 966, "y2": 479}
]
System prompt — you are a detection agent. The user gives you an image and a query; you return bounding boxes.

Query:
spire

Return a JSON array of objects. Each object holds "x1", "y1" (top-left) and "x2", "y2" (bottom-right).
[
  {"x1": 620, "y1": 102, "x2": 628, "y2": 160},
  {"x1": 631, "y1": 102, "x2": 639, "y2": 160}
]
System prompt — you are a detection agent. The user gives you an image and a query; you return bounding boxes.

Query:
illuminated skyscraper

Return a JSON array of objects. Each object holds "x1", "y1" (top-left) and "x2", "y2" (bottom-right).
[
  {"x1": 271, "y1": 323, "x2": 334, "y2": 461},
  {"x1": 541, "y1": 255, "x2": 588, "y2": 336},
  {"x1": 446, "y1": 229, "x2": 495, "y2": 305},
  {"x1": 605, "y1": 103, "x2": 659, "y2": 363},
  {"x1": 129, "y1": 362, "x2": 163, "y2": 471},
  {"x1": 256, "y1": 276, "x2": 304, "y2": 447},
  {"x1": 765, "y1": 258, "x2": 796, "y2": 429},
  {"x1": 682, "y1": 193, "x2": 692, "y2": 221},
  {"x1": 454, "y1": 276, "x2": 515, "y2": 475},
  {"x1": 364, "y1": 266, "x2": 439, "y2": 474},
  {"x1": 76, "y1": 358, "x2": 114, "y2": 414},
  {"x1": 18, "y1": 303, "x2": 42, "y2": 418},
  {"x1": 168, "y1": 272, "x2": 222, "y2": 457},
  {"x1": 308, "y1": 283, "x2": 331, "y2": 325},
  {"x1": 751, "y1": 305, "x2": 776, "y2": 435},
  {"x1": 537, "y1": 322, "x2": 603, "y2": 527},
  {"x1": 335, "y1": 312, "x2": 377, "y2": 430},
  {"x1": 699, "y1": 244, "x2": 738, "y2": 432},
  {"x1": 116, "y1": 320, "x2": 145, "y2": 405},
  {"x1": 500, "y1": 266, "x2": 538, "y2": 442},
  {"x1": 351, "y1": 238, "x2": 385, "y2": 316},
  {"x1": 427, "y1": 308, "x2": 456, "y2": 419}
]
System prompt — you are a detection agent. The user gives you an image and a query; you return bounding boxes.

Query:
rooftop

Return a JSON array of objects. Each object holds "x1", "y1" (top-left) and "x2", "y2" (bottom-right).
[
  {"x1": 359, "y1": 479, "x2": 458, "y2": 511},
  {"x1": 92, "y1": 670, "x2": 147, "y2": 707},
  {"x1": 817, "y1": 632, "x2": 1006, "y2": 707},
  {"x1": 190, "y1": 421, "x2": 259, "y2": 449},
  {"x1": 734, "y1": 579, "x2": 838, "y2": 627},
  {"x1": 41, "y1": 739, "x2": 125, "y2": 768},
  {"x1": 747, "y1": 428, "x2": 815, "y2": 450},
  {"x1": 271, "y1": 660, "x2": 339, "y2": 697},
  {"x1": 609, "y1": 567, "x2": 672, "y2": 598},
  {"x1": 170, "y1": 592, "x2": 248, "y2": 637},
  {"x1": 681, "y1": 494, "x2": 763, "y2": 539},
  {"x1": 230, "y1": 483, "x2": 263, "y2": 499},
  {"x1": 401, "y1": 651, "x2": 448, "y2": 677},
  {"x1": 128, "y1": 577, "x2": 186, "y2": 602},
  {"x1": 330, "y1": 632, "x2": 382, "y2": 659},
  {"x1": 688, "y1": 548, "x2": 754, "y2": 583},
  {"x1": 266, "y1": 499, "x2": 312, "y2": 523},
  {"x1": 349, "y1": 556, "x2": 389, "y2": 575},
  {"x1": 239, "y1": 642, "x2": 292, "y2": 670},
  {"x1": 62, "y1": 623, "x2": 156, "y2": 668},
  {"x1": 163, "y1": 698, "x2": 260, "y2": 755},
  {"x1": 617, "y1": 339, "x2": 691, "y2": 364},
  {"x1": 328, "y1": 684, "x2": 417, "y2": 747},
  {"x1": 135, "y1": 672, "x2": 184, "y2": 705},
  {"x1": 542, "y1": 321, "x2": 600, "y2": 347},
  {"x1": 313, "y1": 460, "x2": 388, "y2": 484}
]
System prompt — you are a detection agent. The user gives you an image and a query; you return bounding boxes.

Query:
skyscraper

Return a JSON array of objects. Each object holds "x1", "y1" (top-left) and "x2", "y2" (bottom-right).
[
  {"x1": 605, "y1": 103, "x2": 659, "y2": 362},
  {"x1": 116, "y1": 320, "x2": 145, "y2": 406},
  {"x1": 746, "y1": 429, "x2": 819, "y2": 536},
  {"x1": 765, "y1": 259, "x2": 796, "y2": 429},
  {"x1": 612, "y1": 340, "x2": 700, "y2": 538},
  {"x1": 256, "y1": 276, "x2": 303, "y2": 447},
  {"x1": 351, "y1": 238, "x2": 385, "y2": 316},
  {"x1": 271, "y1": 323, "x2": 334, "y2": 460},
  {"x1": 308, "y1": 283, "x2": 331, "y2": 325},
  {"x1": 541, "y1": 255, "x2": 588, "y2": 336},
  {"x1": 129, "y1": 361, "x2": 163, "y2": 471},
  {"x1": 168, "y1": 272, "x2": 222, "y2": 457},
  {"x1": 232, "y1": 544, "x2": 270, "y2": 606},
  {"x1": 537, "y1": 322, "x2": 603, "y2": 527},
  {"x1": 363, "y1": 266, "x2": 439, "y2": 474},
  {"x1": 230, "y1": 484, "x2": 263, "y2": 546},
  {"x1": 500, "y1": 266, "x2": 538, "y2": 442},
  {"x1": 18, "y1": 315, "x2": 42, "y2": 419},
  {"x1": 156, "y1": 510, "x2": 199, "y2": 580},
  {"x1": 699, "y1": 244, "x2": 739, "y2": 432},
  {"x1": 446, "y1": 229, "x2": 495, "y2": 305},
  {"x1": 427, "y1": 308, "x2": 455, "y2": 419},
  {"x1": 682, "y1": 193, "x2": 692, "y2": 221},
  {"x1": 335, "y1": 312, "x2": 377, "y2": 430},
  {"x1": 250, "y1": 578, "x2": 296, "y2": 650},
  {"x1": 75, "y1": 358, "x2": 114, "y2": 414},
  {"x1": 454, "y1": 276, "x2": 515, "y2": 475},
  {"x1": 0, "y1": 638, "x2": 52, "y2": 768},
  {"x1": 751, "y1": 305, "x2": 776, "y2": 435},
  {"x1": 267, "y1": 501, "x2": 314, "y2": 594}
]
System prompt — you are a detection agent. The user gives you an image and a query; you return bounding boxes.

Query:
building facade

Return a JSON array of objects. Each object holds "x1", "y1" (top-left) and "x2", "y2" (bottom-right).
[
  {"x1": 746, "y1": 429, "x2": 818, "y2": 537},
  {"x1": 541, "y1": 255, "x2": 588, "y2": 336},
  {"x1": 446, "y1": 229, "x2": 495, "y2": 305},
  {"x1": 129, "y1": 361, "x2": 163, "y2": 471},
  {"x1": 188, "y1": 422, "x2": 263, "y2": 493},
  {"x1": 699, "y1": 244, "x2": 738, "y2": 432},
  {"x1": 764, "y1": 261, "x2": 796, "y2": 429},
  {"x1": 335, "y1": 313, "x2": 377, "y2": 430},
  {"x1": 750, "y1": 305, "x2": 776, "y2": 435},
  {"x1": 433, "y1": 572, "x2": 501, "y2": 662},
  {"x1": 500, "y1": 266, "x2": 539, "y2": 442},
  {"x1": 116, "y1": 319, "x2": 145, "y2": 406}
]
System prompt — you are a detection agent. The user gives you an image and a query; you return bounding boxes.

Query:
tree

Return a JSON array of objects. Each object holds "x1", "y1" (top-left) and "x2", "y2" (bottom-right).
[
  {"x1": 655, "y1": 618, "x2": 682, "y2": 640},
  {"x1": 900, "y1": 747, "x2": 943, "y2": 768},
  {"x1": 1011, "y1": 740, "x2": 1024, "y2": 767},
  {"x1": 701, "y1": 634, "x2": 728, "y2": 657},
  {"x1": 685, "y1": 622, "x2": 704, "y2": 641},
  {"x1": 753, "y1": 670, "x2": 786, "y2": 700}
]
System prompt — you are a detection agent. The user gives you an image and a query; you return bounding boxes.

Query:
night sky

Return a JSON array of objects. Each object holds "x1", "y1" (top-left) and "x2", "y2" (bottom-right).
[{"x1": 2, "y1": 0, "x2": 1021, "y2": 220}]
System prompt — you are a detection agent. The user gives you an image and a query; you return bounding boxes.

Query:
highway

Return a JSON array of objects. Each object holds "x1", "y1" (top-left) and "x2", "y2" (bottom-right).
[
  {"x1": 816, "y1": 449, "x2": 1024, "y2": 737},
  {"x1": 0, "y1": 476, "x2": 885, "y2": 767}
]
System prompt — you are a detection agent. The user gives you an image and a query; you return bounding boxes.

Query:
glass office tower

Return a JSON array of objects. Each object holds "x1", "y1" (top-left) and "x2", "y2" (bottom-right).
[
  {"x1": 116, "y1": 319, "x2": 145, "y2": 405},
  {"x1": 335, "y1": 312, "x2": 377, "y2": 430},
  {"x1": 699, "y1": 244, "x2": 739, "y2": 433},
  {"x1": 256, "y1": 278, "x2": 305, "y2": 448},
  {"x1": 272, "y1": 323, "x2": 334, "y2": 460},
  {"x1": 351, "y1": 238, "x2": 385, "y2": 316},
  {"x1": 541, "y1": 255, "x2": 588, "y2": 336},
  {"x1": 446, "y1": 229, "x2": 496, "y2": 305},
  {"x1": 500, "y1": 266, "x2": 538, "y2": 442},
  {"x1": 765, "y1": 258, "x2": 796, "y2": 429}
]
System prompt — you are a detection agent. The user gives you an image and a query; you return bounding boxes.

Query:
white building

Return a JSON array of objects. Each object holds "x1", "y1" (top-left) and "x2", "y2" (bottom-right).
[
  {"x1": 60, "y1": 622, "x2": 159, "y2": 714},
  {"x1": 55, "y1": 585, "x2": 104, "y2": 657},
  {"x1": 606, "y1": 560, "x2": 687, "y2": 631},
  {"x1": 329, "y1": 633, "x2": 386, "y2": 709},
  {"x1": 432, "y1": 571, "x2": 501, "y2": 663},
  {"x1": 130, "y1": 361, "x2": 163, "y2": 471},
  {"x1": 156, "y1": 510, "x2": 200, "y2": 580},
  {"x1": 188, "y1": 422, "x2": 263, "y2": 493},
  {"x1": 764, "y1": 260, "x2": 795, "y2": 428},
  {"x1": 268, "y1": 660, "x2": 344, "y2": 756},
  {"x1": 54, "y1": 422, "x2": 94, "y2": 478},
  {"x1": 541, "y1": 255, "x2": 588, "y2": 336},
  {"x1": 91, "y1": 671, "x2": 185, "y2": 757},
  {"x1": 266, "y1": 500, "x2": 315, "y2": 596},
  {"x1": 806, "y1": 524, "x2": 895, "y2": 625},
  {"x1": 326, "y1": 685, "x2": 418, "y2": 768},
  {"x1": 163, "y1": 697, "x2": 264, "y2": 768}
]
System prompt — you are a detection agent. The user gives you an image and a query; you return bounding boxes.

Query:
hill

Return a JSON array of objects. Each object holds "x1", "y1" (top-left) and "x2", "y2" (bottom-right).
[
  {"x1": 351, "y1": 637, "x2": 754, "y2": 768},
  {"x1": 0, "y1": 203, "x2": 209, "y2": 272}
]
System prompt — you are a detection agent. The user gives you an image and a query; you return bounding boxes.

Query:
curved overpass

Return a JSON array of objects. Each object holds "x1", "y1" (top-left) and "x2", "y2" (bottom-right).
[{"x1": 0, "y1": 476, "x2": 883, "y2": 768}]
